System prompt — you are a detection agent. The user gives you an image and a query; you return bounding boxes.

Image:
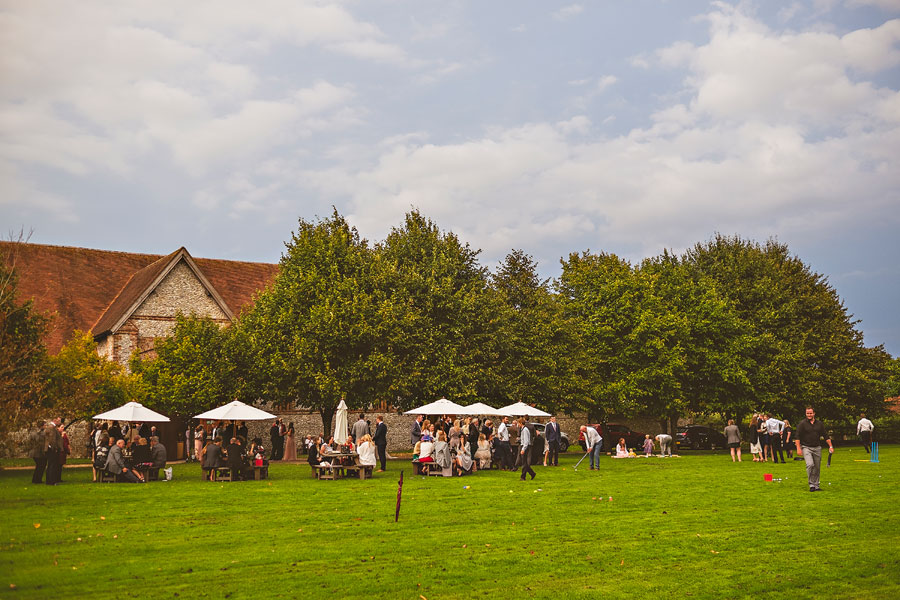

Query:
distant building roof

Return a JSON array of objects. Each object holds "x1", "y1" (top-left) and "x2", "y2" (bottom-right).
[{"x1": 1, "y1": 241, "x2": 279, "y2": 353}]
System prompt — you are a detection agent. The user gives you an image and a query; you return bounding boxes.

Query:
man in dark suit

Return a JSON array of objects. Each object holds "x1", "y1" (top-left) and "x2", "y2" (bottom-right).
[
  {"x1": 270, "y1": 421, "x2": 283, "y2": 460},
  {"x1": 410, "y1": 415, "x2": 423, "y2": 446},
  {"x1": 372, "y1": 415, "x2": 388, "y2": 472},
  {"x1": 469, "y1": 418, "x2": 480, "y2": 461},
  {"x1": 545, "y1": 416, "x2": 561, "y2": 466}
]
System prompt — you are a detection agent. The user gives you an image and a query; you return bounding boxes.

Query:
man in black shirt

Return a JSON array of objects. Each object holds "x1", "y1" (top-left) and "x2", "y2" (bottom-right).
[{"x1": 794, "y1": 407, "x2": 834, "y2": 492}]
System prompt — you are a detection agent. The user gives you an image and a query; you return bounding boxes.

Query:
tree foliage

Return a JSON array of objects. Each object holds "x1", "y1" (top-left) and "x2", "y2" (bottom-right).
[
  {"x1": 376, "y1": 211, "x2": 504, "y2": 408},
  {"x1": 0, "y1": 244, "x2": 50, "y2": 440},
  {"x1": 238, "y1": 210, "x2": 388, "y2": 433},
  {"x1": 44, "y1": 332, "x2": 141, "y2": 425},
  {"x1": 130, "y1": 314, "x2": 232, "y2": 418}
]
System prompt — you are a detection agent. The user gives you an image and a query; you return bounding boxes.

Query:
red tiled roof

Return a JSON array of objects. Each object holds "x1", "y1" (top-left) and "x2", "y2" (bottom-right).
[{"x1": 1, "y1": 242, "x2": 279, "y2": 353}]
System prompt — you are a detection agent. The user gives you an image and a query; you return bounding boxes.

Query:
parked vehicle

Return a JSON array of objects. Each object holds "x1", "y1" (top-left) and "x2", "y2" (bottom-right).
[
  {"x1": 578, "y1": 423, "x2": 646, "y2": 452},
  {"x1": 674, "y1": 425, "x2": 727, "y2": 450},
  {"x1": 530, "y1": 422, "x2": 570, "y2": 452}
]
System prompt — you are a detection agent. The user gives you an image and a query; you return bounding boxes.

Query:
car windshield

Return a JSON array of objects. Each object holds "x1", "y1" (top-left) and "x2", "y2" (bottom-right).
[{"x1": 676, "y1": 427, "x2": 689, "y2": 433}]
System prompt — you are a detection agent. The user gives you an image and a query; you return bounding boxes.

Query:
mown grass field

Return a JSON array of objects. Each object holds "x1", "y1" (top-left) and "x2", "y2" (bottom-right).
[{"x1": 1, "y1": 446, "x2": 898, "y2": 599}]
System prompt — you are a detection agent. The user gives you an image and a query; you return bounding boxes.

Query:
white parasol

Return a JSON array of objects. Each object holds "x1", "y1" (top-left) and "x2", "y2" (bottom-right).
[
  {"x1": 457, "y1": 402, "x2": 501, "y2": 416},
  {"x1": 333, "y1": 399, "x2": 349, "y2": 444},
  {"x1": 497, "y1": 401, "x2": 551, "y2": 418},
  {"x1": 403, "y1": 397, "x2": 469, "y2": 415},
  {"x1": 94, "y1": 401, "x2": 170, "y2": 422},
  {"x1": 193, "y1": 400, "x2": 277, "y2": 421}
]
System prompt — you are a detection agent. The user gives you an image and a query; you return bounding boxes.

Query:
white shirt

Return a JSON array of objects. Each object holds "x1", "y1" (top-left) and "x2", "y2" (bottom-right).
[
  {"x1": 857, "y1": 418, "x2": 874, "y2": 434},
  {"x1": 765, "y1": 418, "x2": 784, "y2": 435},
  {"x1": 498, "y1": 422, "x2": 509, "y2": 442},
  {"x1": 357, "y1": 441, "x2": 376, "y2": 466},
  {"x1": 520, "y1": 425, "x2": 531, "y2": 450},
  {"x1": 584, "y1": 427, "x2": 602, "y2": 451}
]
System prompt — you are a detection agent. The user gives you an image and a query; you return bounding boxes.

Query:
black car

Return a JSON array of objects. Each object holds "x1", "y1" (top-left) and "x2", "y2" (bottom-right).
[
  {"x1": 530, "y1": 422, "x2": 570, "y2": 452},
  {"x1": 674, "y1": 425, "x2": 727, "y2": 450}
]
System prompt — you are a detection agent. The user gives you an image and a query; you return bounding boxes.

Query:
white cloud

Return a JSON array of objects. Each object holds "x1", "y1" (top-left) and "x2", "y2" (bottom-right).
[
  {"x1": 553, "y1": 4, "x2": 584, "y2": 22},
  {"x1": 299, "y1": 7, "x2": 899, "y2": 265}
]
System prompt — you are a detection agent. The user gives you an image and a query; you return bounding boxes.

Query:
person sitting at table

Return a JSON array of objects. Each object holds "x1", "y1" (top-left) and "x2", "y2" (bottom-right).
[
  {"x1": 475, "y1": 433, "x2": 492, "y2": 469},
  {"x1": 357, "y1": 434, "x2": 376, "y2": 473},
  {"x1": 93, "y1": 434, "x2": 112, "y2": 478},
  {"x1": 132, "y1": 437, "x2": 152, "y2": 469},
  {"x1": 434, "y1": 430, "x2": 452, "y2": 473},
  {"x1": 415, "y1": 436, "x2": 435, "y2": 474},
  {"x1": 149, "y1": 436, "x2": 167, "y2": 470},
  {"x1": 248, "y1": 438, "x2": 267, "y2": 462},
  {"x1": 202, "y1": 437, "x2": 226, "y2": 479},
  {"x1": 307, "y1": 436, "x2": 322, "y2": 469},
  {"x1": 454, "y1": 433, "x2": 474, "y2": 474},
  {"x1": 105, "y1": 439, "x2": 143, "y2": 483},
  {"x1": 226, "y1": 437, "x2": 247, "y2": 481}
]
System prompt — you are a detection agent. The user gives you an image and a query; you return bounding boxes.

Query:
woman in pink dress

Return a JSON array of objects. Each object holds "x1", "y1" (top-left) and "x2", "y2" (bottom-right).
[{"x1": 283, "y1": 422, "x2": 297, "y2": 461}]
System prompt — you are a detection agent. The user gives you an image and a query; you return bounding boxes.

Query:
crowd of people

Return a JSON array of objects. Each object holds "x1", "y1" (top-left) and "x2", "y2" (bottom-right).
[
  {"x1": 408, "y1": 414, "x2": 562, "y2": 481},
  {"x1": 305, "y1": 414, "x2": 389, "y2": 476},
  {"x1": 26, "y1": 417, "x2": 69, "y2": 485}
]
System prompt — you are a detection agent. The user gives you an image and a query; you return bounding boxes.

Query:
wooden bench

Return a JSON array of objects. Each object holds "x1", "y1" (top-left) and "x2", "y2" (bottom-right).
[
  {"x1": 213, "y1": 467, "x2": 233, "y2": 482},
  {"x1": 312, "y1": 464, "x2": 336, "y2": 480}
]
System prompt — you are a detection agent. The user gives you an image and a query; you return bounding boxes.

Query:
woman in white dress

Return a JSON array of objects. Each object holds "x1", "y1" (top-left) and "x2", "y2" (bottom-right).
[{"x1": 357, "y1": 434, "x2": 376, "y2": 468}]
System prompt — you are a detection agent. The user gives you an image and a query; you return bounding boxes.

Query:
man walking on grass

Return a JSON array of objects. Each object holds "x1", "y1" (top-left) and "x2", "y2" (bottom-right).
[
  {"x1": 857, "y1": 413, "x2": 874, "y2": 453},
  {"x1": 795, "y1": 407, "x2": 833, "y2": 492},
  {"x1": 519, "y1": 418, "x2": 536, "y2": 481}
]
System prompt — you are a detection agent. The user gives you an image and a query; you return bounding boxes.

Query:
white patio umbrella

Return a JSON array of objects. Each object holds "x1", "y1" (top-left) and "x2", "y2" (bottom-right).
[
  {"x1": 94, "y1": 401, "x2": 170, "y2": 422},
  {"x1": 498, "y1": 401, "x2": 551, "y2": 418},
  {"x1": 193, "y1": 400, "x2": 277, "y2": 422},
  {"x1": 457, "y1": 402, "x2": 501, "y2": 416},
  {"x1": 333, "y1": 399, "x2": 349, "y2": 444},
  {"x1": 403, "y1": 397, "x2": 468, "y2": 415}
]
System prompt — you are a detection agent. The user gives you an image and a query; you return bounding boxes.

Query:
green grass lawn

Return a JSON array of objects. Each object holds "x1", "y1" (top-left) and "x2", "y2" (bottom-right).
[{"x1": 2, "y1": 447, "x2": 898, "y2": 599}]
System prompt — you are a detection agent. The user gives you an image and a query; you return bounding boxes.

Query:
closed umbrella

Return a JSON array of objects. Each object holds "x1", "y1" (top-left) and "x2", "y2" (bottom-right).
[{"x1": 334, "y1": 400, "x2": 349, "y2": 444}]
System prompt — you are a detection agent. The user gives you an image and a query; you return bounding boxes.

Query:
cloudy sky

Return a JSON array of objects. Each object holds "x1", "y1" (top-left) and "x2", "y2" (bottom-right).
[{"x1": 2, "y1": 0, "x2": 899, "y2": 354}]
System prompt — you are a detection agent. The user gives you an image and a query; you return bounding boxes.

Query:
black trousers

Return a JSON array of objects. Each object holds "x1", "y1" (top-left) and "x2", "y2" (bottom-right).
[
  {"x1": 498, "y1": 441, "x2": 512, "y2": 469},
  {"x1": 770, "y1": 434, "x2": 784, "y2": 463},
  {"x1": 548, "y1": 440, "x2": 559, "y2": 466},
  {"x1": 520, "y1": 446, "x2": 535, "y2": 480},
  {"x1": 45, "y1": 453, "x2": 60, "y2": 485},
  {"x1": 860, "y1": 430, "x2": 872, "y2": 453},
  {"x1": 31, "y1": 457, "x2": 47, "y2": 484},
  {"x1": 376, "y1": 444, "x2": 387, "y2": 470}
]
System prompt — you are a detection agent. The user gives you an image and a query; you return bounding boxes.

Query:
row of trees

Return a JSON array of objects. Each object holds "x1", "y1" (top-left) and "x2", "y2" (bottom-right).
[{"x1": 3, "y1": 213, "x2": 897, "y2": 443}]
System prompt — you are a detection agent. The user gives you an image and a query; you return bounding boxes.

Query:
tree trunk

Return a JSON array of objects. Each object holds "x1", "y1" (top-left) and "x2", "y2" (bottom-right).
[
  {"x1": 668, "y1": 413, "x2": 679, "y2": 436},
  {"x1": 319, "y1": 405, "x2": 336, "y2": 440}
]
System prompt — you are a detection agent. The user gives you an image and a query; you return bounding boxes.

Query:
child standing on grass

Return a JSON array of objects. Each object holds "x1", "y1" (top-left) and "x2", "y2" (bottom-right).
[{"x1": 642, "y1": 435, "x2": 654, "y2": 456}]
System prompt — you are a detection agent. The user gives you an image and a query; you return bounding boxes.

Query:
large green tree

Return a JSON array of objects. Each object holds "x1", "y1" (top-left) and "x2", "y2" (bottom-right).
[
  {"x1": 239, "y1": 210, "x2": 389, "y2": 434},
  {"x1": 492, "y1": 249, "x2": 584, "y2": 414},
  {"x1": 376, "y1": 211, "x2": 503, "y2": 408},
  {"x1": 683, "y1": 235, "x2": 890, "y2": 421}
]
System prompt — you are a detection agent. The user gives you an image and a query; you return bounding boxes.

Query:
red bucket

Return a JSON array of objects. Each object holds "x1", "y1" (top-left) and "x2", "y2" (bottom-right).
[
  {"x1": 763, "y1": 473, "x2": 773, "y2": 482},
  {"x1": 255, "y1": 458, "x2": 263, "y2": 467}
]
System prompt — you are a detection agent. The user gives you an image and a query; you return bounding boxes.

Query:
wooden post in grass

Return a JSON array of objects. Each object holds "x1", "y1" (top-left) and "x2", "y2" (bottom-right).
[{"x1": 395, "y1": 470, "x2": 404, "y2": 522}]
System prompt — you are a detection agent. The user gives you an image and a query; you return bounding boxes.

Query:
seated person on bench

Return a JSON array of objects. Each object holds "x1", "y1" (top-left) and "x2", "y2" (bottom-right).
[
  {"x1": 202, "y1": 437, "x2": 226, "y2": 478},
  {"x1": 149, "y1": 436, "x2": 167, "y2": 471},
  {"x1": 226, "y1": 437, "x2": 247, "y2": 480},
  {"x1": 105, "y1": 439, "x2": 143, "y2": 483},
  {"x1": 357, "y1": 434, "x2": 376, "y2": 472},
  {"x1": 454, "y1": 434, "x2": 474, "y2": 474}
]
